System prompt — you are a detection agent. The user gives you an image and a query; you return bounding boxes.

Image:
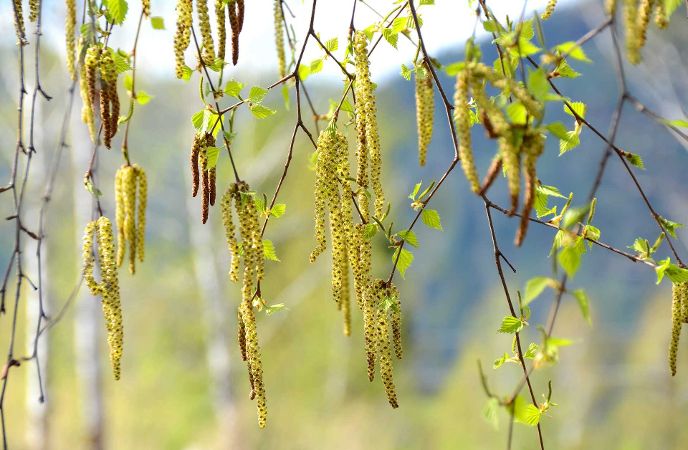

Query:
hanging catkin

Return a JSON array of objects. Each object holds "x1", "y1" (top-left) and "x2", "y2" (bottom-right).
[
  {"x1": 82, "y1": 217, "x2": 124, "y2": 380},
  {"x1": 654, "y1": 1, "x2": 668, "y2": 28},
  {"x1": 415, "y1": 62, "x2": 434, "y2": 166},
  {"x1": 636, "y1": 0, "x2": 654, "y2": 52},
  {"x1": 228, "y1": 0, "x2": 244, "y2": 65},
  {"x1": 514, "y1": 132, "x2": 545, "y2": 246},
  {"x1": 65, "y1": 0, "x2": 77, "y2": 80},
  {"x1": 12, "y1": 0, "x2": 25, "y2": 41},
  {"x1": 274, "y1": 0, "x2": 287, "y2": 78},
  {"x1": 83, "y1": 45, "x2": 102, "y2": 141},
  {"x1": 142, "y1": 0, "x2": 150, "y2": 17},
  {"x1": 174, "y1": 0, "x2": 193, "y2": 78},
  {"x1": 215, "y1": 0, "x2": 227, "y2": 61},
  {"x1": 669, "y1": 282, "x2": 686, "y2": 376},
  {"x1": 353, "y1": 31, "x2": 385, "y2": 220},
  {"x1": 454, "y1": 68, "x2": 480, "y2": 192},
  {"x1": 189, "y1": 133, "x2": 216, "y2": 223},
  {"x1": 624, "y1": 0, "x2": 640, "y2": 64},
  {"x1": 114, "y1": 164, "x2": 147, "y2": 274},
  {"x1": 196, "y1": 0, "x2": 216, "y2": 64},
  {"x1": 541, "y1": 0, "x2": 557, "y2": 19}
]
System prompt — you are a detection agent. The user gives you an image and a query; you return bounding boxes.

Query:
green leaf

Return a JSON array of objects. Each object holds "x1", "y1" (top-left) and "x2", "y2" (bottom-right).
[
  {"x1": 666, "y1": 0, "x2": 682, "y2": 16},
  {"x1": 265, "y1": 303, "x2": 287, "y2": 316},
  {"x1": 325, "y1": 37, "x2": 338, "y2": 52},
  {"x1": 658, "y1": 215, "x2": 684, "y2": 238},
  {"x1": 554, "y1": 59, "x2": 581, "y2": 78},
  {"x1": 205, "y1": 146, "x2": 220, "y2": 170},
  {"x1": 506, "y1": 102, "x2": 528, "y2": 125},
  {"x1": 558, "y1": 130, "x2": 580, "y2": 154},
  {"x1": 382, "y1": 28, "x2": 399, "y2": 49},
  {"x1": 662, "y1": 118, "x2": 688, "y2": 128},
  {"x1": 150, "y1": 16, "x2": 165, "y2": 29},
  {"x1": 250, "y1": 104, "x2": 276, "y2": 119},
  {"x1": 263, "y1": 239, "x2": 280, "y2": 262},
  {"x1": 103, "y1": 0, "x2": 128, "y2": 25},
  {"x1": 310, "y1": 58, "x2": 324, "y2": 75},
  {"x1": 191, "y1": 110, "x2": 205, "y2": 130},
  {"x1": 391, "y1": 16, "x2": 409, "y2": 34},
  {"x1": 513, "y1": 396, "x2": 542, "y2": 426},
  {"x1": 270, "y1": 203, "x2": 286, "y2": 218},
  {"x1": 298, "y1": 63, "x2": 311, "y2": 81},
  {"x1": 135, "y1": 90, "x2": 152, "y2": 105},
  {"x1": 421, "y1": 209, "x2": 443, "y2": 230},
  {"x1": 523, "y1": 276, "x2": 556, "y2": 305},
  {"x1": 392, "y1": 247, "x2": 414, "y2": 278},
  {"x1": 123, "y1": 74, "x2": 133, "y2": 91},
  {"x1": 554, "y1": 41, "x2": 591, "y2": 62},
  {"x1": 546, "y1": 122, "x2": 569, "y2": 140},
  {"x1": 224, "y1": 80, "x2": 243, "y2": 98},
  {"x1": 248, "y1": 86, "x2": 268, "y2": 103},
  {"x1": 363, "y1": 223, "x2": 377, "y2": 240},
  {"x1": 419, "y1": 0, "x2": 435, "y2": 4},
  {"x1": 528, "y1": 68, "x2": 549, "y2": 102},
  {"x1": 498, "y1": 316, "x2": 524, "y2": 334},
  {"x1": 482, "y1": 398, "x2": 500, "y2": 429},
  {"x1": 400, "y1": 64, "x2": 412, "y2": 81},
  {"x1": 558, "y1": 238, "x2": 585, "y2": 278},
  {"x1": 397, "y1": 230, "x2": 419, "y2": 247},
  {"x1": 111, "y1": 51, "x2": 132, "y2": 73},
  {"x1": 624, "y1": 152, "x2": 645, "y2": 169},
  {"x1": 181, "y1": 65, "x2": 193, "y2": 81},
  {"x1": 564, "y1": 101, "x2": 586, "y2": 119},
  {"x1": 572, "y1": 289, "x2": 592, "y2": 325},
  {"x1": 667, "y1": 264, "x2": 688, "y2": 283}
]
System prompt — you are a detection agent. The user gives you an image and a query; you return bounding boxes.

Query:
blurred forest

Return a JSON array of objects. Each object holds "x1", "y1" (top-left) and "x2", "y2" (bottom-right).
[{"x1": 1, "y1": 0, "x2": 688, "y2": 449}]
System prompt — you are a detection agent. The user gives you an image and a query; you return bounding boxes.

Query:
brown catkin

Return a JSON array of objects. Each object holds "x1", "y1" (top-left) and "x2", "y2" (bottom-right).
[
  {"x1": 190, "y1": 134, "x2": 201, "y2": 197},
  {"x1": 215, "y1": 0, "x2": 227, "y2": 61},
  {"x1": 377, "y1": 313, "x2": 398, "y2": 408},
  {"x1": 66, "y1": 0, "x2": 76, "y2": 80},
  {"x1": 515, "y1": 132, "x2": 545, "y2": 246},
  {"x1": 84, "y1": 45, "x2": 102, "y2": 140},
  {"x1": 134, "y1": 164, "x2": 147, "y2": 262},
  {"x1": 479, "y1": 155, "x2": 502, "y2": 195},
  {"x1": 174, "y1": 0, "x2": 193, "y2": 78},
  {"x1": 237, "y1": 308, "x2": 247, "y2": 361},
  {"x1": 274, "y1": 0, "x2": 286, "y2": 78},
  {"x1": 541, "y1": 0, "x2": 557, "y2": 19},
  {"x1": 415, "y1": 62, "x2": 434, "y2": 167},
  {"x1": 353, "y1": 31, "x2": 385, "y2": 220},
  {"x1": 95, "y1": 216, "x2": 124, "y2": 380},
  {"x1": 196, "y1": 0, "x2": 215, "y2": 64},
  {"x1": 228, "y1": 0, "x2": 240, "y2": 65},
  {"x1": 670, "y1": 282, "x2": 683, "y2": 376},
  {"x1": 12, "y1": 0, "x2": 25, "y2": 41},
  {"x1": 200, "y1": 147, "x2": 209, "y2": 224},
  {"x1": 454, "y1": 68, "x2": 480, "y2": 192},
  {"x1": 209, "y1": 168, "x2": 217, "y2": 206},
  {"x1": 237, "y1": 0, "x2": 245, "y2": 31}
]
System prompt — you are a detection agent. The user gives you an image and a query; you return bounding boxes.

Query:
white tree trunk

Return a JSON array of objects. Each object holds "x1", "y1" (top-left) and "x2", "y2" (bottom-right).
[
  {"x1": 183, "y1": 172, "x2": 239, "y2": 449},
  {"x1": 71, "y1": 118, "x2": 105, "y2": 450}
]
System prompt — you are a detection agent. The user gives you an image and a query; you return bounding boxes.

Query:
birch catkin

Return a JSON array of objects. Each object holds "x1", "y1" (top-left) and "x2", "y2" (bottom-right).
[
  {"x1": 174, "y1": 0, "x2": 193, "y2": 78},
  {"x1": 415, "y1": 62, "x2": 434, "y2": 167},
  {"x1": 515, "y1": 132, "x2": 545, "y2": 246},
  {"x1": 454, "y1": 68, "x2": 480, "y2": 192},
  {"x1": 274, "y1": 0, "x2": 286, "y2": 78},
  {"x1": 65, "y1": 0, "x2": 77, "y2": 80},
  {"x1": 215, "y1": 0, "x2": 227, "y2": 61},
  {"x1": 670, "y1": 282, "x2": 684, "y2": 376},
  {"x1": 82, "y1": 217, "x2": 124, "y2": 380},
  {"x1": 541, "y1": 0, "x2": 557, "y2": 20},
  {"x1": 114, "y1": 164, "x2": 147, "y2": 274},
  {"x1": 189, "y1": 133, "x2": 216, "y2": 223},
  {"x1": 12, "y1": 0, "x2": 25, "y2": 41},
  {"x1": 196, "y1": 0, "x2": 216, "y2": 64}
]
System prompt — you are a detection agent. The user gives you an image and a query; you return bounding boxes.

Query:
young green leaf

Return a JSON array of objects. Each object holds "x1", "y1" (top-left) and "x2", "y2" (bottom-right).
[
  {"x1": 421, "y1": 209, "x2": 443, "y2": 230},
  {"x1": 263, "y1": 239, "x2": 280, "y2": 262}
]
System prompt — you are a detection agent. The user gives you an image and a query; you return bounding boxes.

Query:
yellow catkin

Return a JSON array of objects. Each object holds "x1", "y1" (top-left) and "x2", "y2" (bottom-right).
[
  {"x1": 221, "y1": 187, "x2": 241, "y2": 282},
  {"x1": 636, "y1": 0, "x2": 654, "y2": 51},
  {"x1": 415, "y1": 62, "x2": 434, "y2": 167},
  {"x1": 454, "y1": 68, "x2": 480, "y2": 192},
  {"x1": 353, "y1": 31, "x2": 385, "y2": 220},
  {"x1": 377, "y1": 313, "x2": 398, "y2": 408},
  {"x1": 82, "y1": 221, "x2": 100, "y2": 294},
  {"x1": 174, "y1": 0, "x2": 193, "y2": 78},
  {"x1": 654, "y1": 1, "x2": 668, "y2": 28},
  {"x1": 624, "y1": 0, "x2": 640, "y2": 64},
  {"x1": 215, "y1": 0, "x2": 227, "y2": 61},
  {"x1": 341, "y1": 256, "x2": 351, "y2": 336},
  {"x1": 65, "y1": 0, "x2": 76, "y2": 80},
  {"x1": 240, "y1": 299, "x2": 267, "y2": 428},
  {"x1": 679, "y1": 282, "x2": 688, "y2": 325},
  {"x1": 310, "y1": 130, "x2": 337, "y2": 262},
  {"x1": 515, "y1": 132, "x2": 545, "y2": 246},
  {"x1": 84, "y1": 45, "x2": 102, "y2": 140},
  {"x1": 123, "y1": 166, "x2": 138, "y2": 274},
  {"x1": 388, "y1": 284, "x2": 402, "y2": 360},
  {"x1": 12, "y1": 0, "x2": 25, "y2": 41},
  {"x1": 28, "y1": 0, "x2": 38, "y2": 22},
  {"x1": 499, "y1": 133, "x2": 521, "y2": 214},
  {"x1": 95, "y1": 216, "x2": 123, "y2": 380},
  {"x1": 363, "y1": 280, "x2": 382, "y2": 382},
  {"x1": 274, "y1": 0, "x2": 286, "y2": 78},
  {"x1": 142, "y1": 0, "x2": 150, "y2": 16},
  {"x1": 196, "y1": 0, "x2": 216, "y2": 64},
  {"x1": 670, "y1": 282, "x2": 683, "y2": 376},
  {"x1": 115, "y1": 167, "x2": 125, "y2": 267},
  {"x1": 605, "y1": 0, "x2": 617, "y2": 15},
  {"x1": 134, "y1": 164, "x2": 147, "y2": 262},
  {"x1": 541, "y1": 0, "x2": 557, "y2": 19}
]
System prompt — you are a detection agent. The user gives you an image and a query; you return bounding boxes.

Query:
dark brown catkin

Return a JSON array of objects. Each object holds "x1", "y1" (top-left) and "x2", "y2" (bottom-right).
[
  {"x1": 237, "y1": 0, "x2": 245, "y2": 32},
  {"x1": 229, "y1": 0, "x2": 240, "y2": 65},
  {"x1": 515, "y1": 133, "x2": 545, "y2": 247},
  {"x1": 190, "y1": 134, "x2": 201, "y2": 197},
  {"x1": 200, "y1": 148, "x2": 209, "y2": 224}
]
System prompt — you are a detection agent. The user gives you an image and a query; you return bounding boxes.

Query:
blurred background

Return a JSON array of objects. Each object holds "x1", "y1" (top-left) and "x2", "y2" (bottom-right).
[{"x1": 1, "y1": 0, "x2": 688, "y2": 449}]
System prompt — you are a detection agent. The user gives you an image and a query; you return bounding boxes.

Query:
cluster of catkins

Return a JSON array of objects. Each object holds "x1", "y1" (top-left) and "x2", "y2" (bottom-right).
[
  {"x1": 273, "y1": 0, "x2": 287, "y2": 78},
  {"x1": 453, "y1": 61, "x2": 544, "y2": 246},
  {"x1": 221, "y1": 181, "x2": 267, "y2": 428},
  {"x1": 190, "y1": 132, "x2": 217, "y2": 224},
  {"x1": 669, "y1": 282, "x2": 688, "y2": 376},
  {"x1": 606, "y1": 0, "x2": 670, "y2": 64},
  {"x1": 82, "y1": 217, "x2": 124, "y2": 380},
  {"x1": 79, "y1": 45, "x2": 120, "y2": 148},
  {"x1": 308, "y1": 31, "x2": 401, "y2": 408},
  {"x1": 174, "y1": 0, "x2": 245, "y2": 78},
  {"x1": 115, "y1": 164, "x2": 147, "y2": 274},
  {"x1": 414, "y1": 62, "x2": 434, "y2": 167}
]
